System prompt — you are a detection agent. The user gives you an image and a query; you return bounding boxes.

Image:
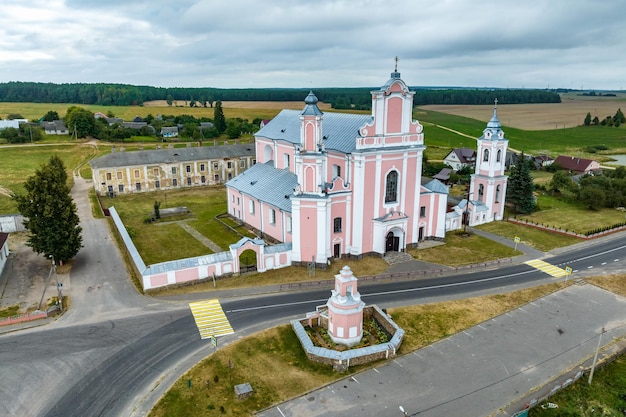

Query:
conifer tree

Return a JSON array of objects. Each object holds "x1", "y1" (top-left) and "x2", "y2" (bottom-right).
[
  {"x1": 13, "y1": 156, "x2": 82, "y2": 263},
  {"x1": 213, "y1": 100, "x2": 226, "y2": 133},
  {"x1": 506, "y1": 152, "x2": 535, "y2": 214}
]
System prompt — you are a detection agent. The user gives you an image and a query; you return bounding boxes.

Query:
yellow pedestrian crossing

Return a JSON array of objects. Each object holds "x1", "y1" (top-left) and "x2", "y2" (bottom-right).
[
  {"x1": 189, "y1": 299, "x2": 234, "y2": 339},
  {"x1": 525, "y1": 259, "x2": 568, "y2": 278}
]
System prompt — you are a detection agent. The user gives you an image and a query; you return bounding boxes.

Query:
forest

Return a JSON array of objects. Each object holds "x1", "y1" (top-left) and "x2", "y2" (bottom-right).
[{"x1": 0, "y1": 82, "x2": 560, "y2": 109}]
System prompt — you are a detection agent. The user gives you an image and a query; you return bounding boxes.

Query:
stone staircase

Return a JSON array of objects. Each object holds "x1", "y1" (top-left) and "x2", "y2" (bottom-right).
[{"x1": 383, "y1": 251, "x2": 415, "y2": 265}]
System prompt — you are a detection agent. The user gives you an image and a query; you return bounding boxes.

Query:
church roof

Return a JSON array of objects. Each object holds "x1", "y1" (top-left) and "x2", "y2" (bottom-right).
[
  {"x1": 225, "y1": 161, "x2": 298, "y2": 213},
  {"x1": 256, "y1": 109, "x2": 372, "y2": 154},
  {"x1": 480, "y1": 102, "x2": 506, "y2": 141},
  {"x1": 422, "y1": 178, "x2": 449, "y2": 194}
]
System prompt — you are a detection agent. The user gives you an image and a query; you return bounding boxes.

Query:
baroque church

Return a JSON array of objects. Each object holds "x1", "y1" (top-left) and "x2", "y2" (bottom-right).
[{"x1": 226, "y1": 68, "x2": 508, "y2": 266}]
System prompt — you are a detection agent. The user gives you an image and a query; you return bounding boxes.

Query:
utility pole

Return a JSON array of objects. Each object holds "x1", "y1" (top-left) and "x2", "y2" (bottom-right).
[{"x1": 588, "y1": 327, "x2": 606, "y2": 385}]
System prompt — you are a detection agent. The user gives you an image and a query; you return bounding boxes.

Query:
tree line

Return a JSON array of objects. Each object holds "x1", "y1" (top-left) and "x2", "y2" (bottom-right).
[{"x1": 0, "y1": 81, "x2": 560, "y2": 109}]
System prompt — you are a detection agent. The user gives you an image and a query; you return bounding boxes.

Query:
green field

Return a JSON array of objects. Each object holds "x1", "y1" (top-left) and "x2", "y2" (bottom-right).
[
  {"x1": 0, "y1": 102, "x2": 280, "y2": 124},
  {"x1": 0, "y1": 144, "x2": 99, "y2": 213},
  {"x1": 416, "y1": 109, "x2": 626, "y2": 156}
]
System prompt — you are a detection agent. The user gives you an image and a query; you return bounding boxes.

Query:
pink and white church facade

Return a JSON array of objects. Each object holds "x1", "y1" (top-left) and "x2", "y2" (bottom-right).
[{"x1": 226, "y1": 69, "x2": 450, "y2": 266}]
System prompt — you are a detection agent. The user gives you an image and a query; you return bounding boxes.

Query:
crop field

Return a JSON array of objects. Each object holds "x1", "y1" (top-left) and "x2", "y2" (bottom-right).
[{"x1": 420, "y1": 92, "x2": 626, "y2": 131}]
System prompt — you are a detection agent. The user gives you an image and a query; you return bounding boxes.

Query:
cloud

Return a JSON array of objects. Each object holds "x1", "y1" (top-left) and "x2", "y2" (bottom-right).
[{"x1": 0, "y1": 0, "x2": 624, "y2": 90}]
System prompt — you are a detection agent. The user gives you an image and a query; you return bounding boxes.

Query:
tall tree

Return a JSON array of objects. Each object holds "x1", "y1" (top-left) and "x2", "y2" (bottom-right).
[
  {"x1": 213, "y1": 100, "x2": 226, "y2": 133},
  {"x1": 506, "y1": 152, "x2": 535, "y2": 214},
  {"x1": 65, "y1": 106, "x2": 96, "y2": 138},
  {"x1": 583, "y1": 112, "x2": 591, "y2": 126},
  {"x1": 42, "y1": 110, "x2": 59, "y2": 122},
  {"x1": 13, "y1": 156, "x2": 82, "y2": 263}
]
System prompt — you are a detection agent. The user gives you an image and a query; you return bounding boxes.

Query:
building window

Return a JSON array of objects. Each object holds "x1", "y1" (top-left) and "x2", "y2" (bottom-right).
[
  {"x1": 173, "y1": 178, "x2": 178, "y2": 186},
  {"x1": 249, "y1": 200, "x2": 255, "y2": 214},
  {"x1": 117, "y1": 172, "x2": 122, "y2": 179},
  {"x1": 228, "y1": 173, "x2": 232, "y2": 180},
  {"x1": 186, "y1": 177, "x2": 192, "y2": 185},
  {"x1": 252, "y1": 159, "x2": 256, "y2": 165},
  {"x1": 153, "y1": 168, "x2": 159, "y2": 176},
  {"x1": 333, "y1": 217, "x2": 342, "y2": 233},
  {"x1": 106, "y1": 172, "x2": 112, "y2": 181},
  {"x1": 201, "y1": 175, "x2": 206, "y2": 184},
  {"x1": 496, "y1": 149, "x2": 502, "y2": 163},
  {"x1": 483, "y1": 149, "x2": 489, "y2": 162},
  {"x1": 135, "y1": 182, "x2": 141, "y2": 191},
  {"x1": 284, "y1": 154, "x2": 290, "y2": 169},
  {"x1": 231, "y1": 194, "x2": 235, "y2": 202},
  {"x1": 185, "y1": 165, "x2": 191, "y2": 173},
  {"x1": 213, "y1": 162, "x2": 219, "y2": 170},
  {"x1": 495, "y1": 185, "x2": 501, "y2": 203},
  {"x1": 270, "y1": 208, "x2": 276, "y2": 224},
  {"x1": 171, "y1": 167, "x2": 177, "y2": 175},
  {"x1": 155, "y1": 180, "x2": 160, "y2": 189},
  {"x1": 200, "y1": 164, "x2": 205, "y2": 172},
  {"x1": 420, "y1": 206, "x2": 426, "y2": 218},
  {"x1": 478, "y1": 184, "x2": 484, "y2": 202},
  {"x1": 385, "y1": 171, "x2": 398, "y2": 203},
  {"x1": 134, "y1": 169, "x2": 140, "y2": 178},
  {"x1": 227, "y1": 161, "x2": 232, "y2": 169},
  {"x1": 239, "y1": 160, "x2": 245, "y2": 168},
  {"x1": 214, "y1": 174, "x2": 220, "y2": 182},
  {"x1": 332, "y1": 164, "x2": 341, "y2": 178},
  {"x1": 118, "y1": 184, "x2": 124, "y2": 193},
  {"x1": 287, "y1": 216, "x2": 292, "y2": 233},
  {"x1": 236, "y1": 197, "x2": 240, "y2": 205}
]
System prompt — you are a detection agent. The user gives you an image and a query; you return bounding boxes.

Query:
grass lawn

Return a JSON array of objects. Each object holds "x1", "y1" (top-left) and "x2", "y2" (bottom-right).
[
  {"x1": 0, "y1": 143, "x2": 99, "y2": 214},
  {"x1": 100, "y1": 186, "x2": 255, "y2": 266},
  {"x1": 407, "y1": 231, "x2": 521, "y2": 266},
  {"x1": 149, "y1": 281, "x2": 571, "y2": 417},
  {"x1": 476, "y1": 221, "x2": 581, "y2": 252},
  {"x1": 515, "y1": 193, "x2": 626, "y2": 234},
  {"x1": 415, "y1": 108, "x2": 626, "y2": 157},
  {"x1": 530, "y1": 354, "x2": 626, "y2": 416},
  {"x1": 148, "y1": 256, "x2": 389, "y2": 296}
]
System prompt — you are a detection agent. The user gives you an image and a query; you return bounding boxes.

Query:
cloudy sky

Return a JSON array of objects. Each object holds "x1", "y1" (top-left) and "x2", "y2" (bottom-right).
[{"x1": 1, "y1": 0, "x2": 624, "y2": 90}]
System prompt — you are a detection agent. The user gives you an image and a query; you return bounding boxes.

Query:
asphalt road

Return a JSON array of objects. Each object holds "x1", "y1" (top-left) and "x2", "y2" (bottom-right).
[{"x1": 0, "y1": 175, "x2": 624, "y2": 417}]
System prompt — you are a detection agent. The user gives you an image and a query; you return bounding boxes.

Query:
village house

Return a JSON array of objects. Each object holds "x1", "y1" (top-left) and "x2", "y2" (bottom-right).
[
  {"x1": 443, "y1": 148, "x2": 477, "y2": 171},
  {"x1": 41, "y1": 120, "x2": 69, "y2": 135},
  {"x1": 553, "y1": 155, "x2": 601, "y2": 175},
  {"x1": 89, "y1": 143, "x2": 255, "y2": 196},
  {"x1": 0, "y1": 232, "x2": 8, "y2": 277}
]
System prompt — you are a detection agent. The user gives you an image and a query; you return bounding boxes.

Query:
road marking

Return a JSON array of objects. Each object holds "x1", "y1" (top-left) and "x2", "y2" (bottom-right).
[
  {"x1": 276, "y1": 406, "x2": 286, "y2": 417},
  {"x1": 394, "y1": 359, "x2": 404, "y2": 367},
  {"x1": 463, "y1": 331, "x2": 473, "y2": 338},
  {"x1": 525, "y1": 259, "x2": 568, "y2": 277},
  {"x1": 373, "y1": 368, "x2": 381, "y2": 373},
  {"x1": 351, "y1": 376, "x2": 359, "y2": 384},
  {"x1": 189, "y1": 299, "x2": 234, "y2": 339}
]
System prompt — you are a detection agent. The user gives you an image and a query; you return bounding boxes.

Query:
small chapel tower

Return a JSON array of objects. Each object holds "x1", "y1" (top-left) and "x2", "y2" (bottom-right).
[
  {"x1": 468, "y1": 100, "x2": 509, "y2": 225},
  {"x1": 326, "y1": 266, "x2": 365, "y2": 347}
]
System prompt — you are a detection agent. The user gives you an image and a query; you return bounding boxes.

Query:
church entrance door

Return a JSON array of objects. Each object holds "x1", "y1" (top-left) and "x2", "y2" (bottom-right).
[{"x1": 385, "y1": 232, "x2": 399, "y2": 252}]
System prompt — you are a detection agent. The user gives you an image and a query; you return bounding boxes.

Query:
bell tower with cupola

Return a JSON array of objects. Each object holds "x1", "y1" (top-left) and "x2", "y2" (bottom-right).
[{"x1": 468, "y1": 100, "x2": 509, "y2": 224}]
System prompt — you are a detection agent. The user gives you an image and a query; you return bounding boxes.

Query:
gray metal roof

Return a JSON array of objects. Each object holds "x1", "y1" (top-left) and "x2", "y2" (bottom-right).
[
  {"x1": 225, "y1": 162, "x2": 298, "y2": 213},
  {"x1": 89, "y1": 143, "x2": 255, "y2": 169},
  {"x1": 257, "y1": 109, "x2": 372, "y2": 154},
  {"x1": 422, "y1": 179, "x2": 449, "y2": 194}
]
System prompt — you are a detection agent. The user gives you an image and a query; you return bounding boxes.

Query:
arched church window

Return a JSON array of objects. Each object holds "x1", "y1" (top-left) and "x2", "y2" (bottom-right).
[
  {"x1": 478, "y1": 184, "x2": 484, "y2": 202},
  {"x1": 496, "y1": 149, "x2": 502, "y2": 163},
  {"x1": 385, "y1": 170, "x2": 398, "y2": 203},
  {"x1": 483, "y1": 149, "x2": 489, "y2": 162},
  {"x1": 495, "y1": 185, "x2": 501, "y2": 203}
]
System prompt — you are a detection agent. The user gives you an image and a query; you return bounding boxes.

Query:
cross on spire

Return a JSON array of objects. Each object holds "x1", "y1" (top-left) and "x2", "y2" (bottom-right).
[
  {"x1": 394, "y1": 56, "x2": 399, "y2": 72},
  {"x1": 494, "y1": 98, "x2": 498, "y2": 109}
]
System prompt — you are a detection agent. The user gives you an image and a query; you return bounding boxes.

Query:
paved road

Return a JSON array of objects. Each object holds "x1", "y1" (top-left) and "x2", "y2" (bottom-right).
[
  {"x1": 0, "y1": 174, "x2": 624, "y2": 417},
  {"x1": 256, "y1": 283, "x2": 626, "y2": 417}
]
